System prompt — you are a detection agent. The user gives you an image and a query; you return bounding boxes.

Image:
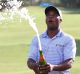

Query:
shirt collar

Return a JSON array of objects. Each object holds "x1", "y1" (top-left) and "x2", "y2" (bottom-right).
[
  {"x1": 56, "y1": 30, "x2": 62, "y2": 37},
  {"x1": 41, "y1": 29, "x2": 62, "y2": 38}
]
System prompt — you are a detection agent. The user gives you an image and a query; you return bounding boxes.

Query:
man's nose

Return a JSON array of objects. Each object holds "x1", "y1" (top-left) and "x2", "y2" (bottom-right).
[
  {"x1": 48, "y1": 16, "x2": 53, "y2": 19},
  {"x1": 48, "y1": 16, "x2": 56, "y2": 21}
]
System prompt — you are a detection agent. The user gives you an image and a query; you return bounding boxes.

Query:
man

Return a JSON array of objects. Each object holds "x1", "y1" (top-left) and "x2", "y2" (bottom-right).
[{"x1": 27, "y1": 6, "x2": 76, "y2": 74}]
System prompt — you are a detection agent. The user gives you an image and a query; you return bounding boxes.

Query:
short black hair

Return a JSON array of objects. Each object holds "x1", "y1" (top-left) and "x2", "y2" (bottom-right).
[{"x1": 45, "y1": 6, "x2": 60, "y2": 16}]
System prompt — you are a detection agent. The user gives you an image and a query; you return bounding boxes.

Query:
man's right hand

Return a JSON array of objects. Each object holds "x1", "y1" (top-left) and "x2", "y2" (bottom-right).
[
  {"x1": 27, "y1": 58, "x2": 49, "y2": 74},
  {"x1": 27, "y1": 58, "x2": 40, "y2": 74}
]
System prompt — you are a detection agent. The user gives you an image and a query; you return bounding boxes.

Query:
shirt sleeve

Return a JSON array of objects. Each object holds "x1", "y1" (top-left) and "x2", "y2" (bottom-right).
[
  {"x1": 63, "y1": 37, "x2": 76, "y2": 61},
  {"x1": 28, "y1": 36, "x2": 39, "y2": 61}
]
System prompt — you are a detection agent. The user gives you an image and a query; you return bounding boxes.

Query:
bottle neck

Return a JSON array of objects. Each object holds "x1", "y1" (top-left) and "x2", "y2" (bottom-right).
[
  {"x1": 39, "y1": 50, "x2": 46, "y2": 65},
  {"x1": 39, "y1": 50, "x2": 43, "y2": 55}
]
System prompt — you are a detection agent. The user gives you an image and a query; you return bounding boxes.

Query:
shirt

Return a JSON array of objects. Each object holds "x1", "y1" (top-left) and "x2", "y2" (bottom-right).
[{"x1": 28, "y1": 30, "x2": 76, "y2": 74}]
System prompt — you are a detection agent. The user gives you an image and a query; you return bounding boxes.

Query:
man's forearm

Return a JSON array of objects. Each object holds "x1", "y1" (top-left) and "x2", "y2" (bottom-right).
[
  {"x1": 27, "y1": 58, "x2": 39, "y2": 73},
  {"x1": 52, "y1": 63, "x2": 71, "y2": 71},
  {"x1": 51, "y1": 59, "x2": 73, "y2": 71}
]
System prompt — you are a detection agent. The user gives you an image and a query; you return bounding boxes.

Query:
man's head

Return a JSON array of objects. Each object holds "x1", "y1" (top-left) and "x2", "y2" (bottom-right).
[{"x1": 45, "y1": 6, "x2": 62, "y2": 31}]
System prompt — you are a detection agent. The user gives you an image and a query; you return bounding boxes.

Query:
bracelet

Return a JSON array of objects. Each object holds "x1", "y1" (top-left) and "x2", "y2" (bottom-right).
[{"x1": 50, "y1": 64, "x2": 53, "y2": 72}]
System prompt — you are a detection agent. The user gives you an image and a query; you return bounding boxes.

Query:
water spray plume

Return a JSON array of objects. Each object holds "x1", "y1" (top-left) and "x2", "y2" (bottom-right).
[
  {"x1": 19, "y1": 5, "x2": 46, "y2": 65},
  {"x1": 0, "y1": 0, "x2": 42, "y2": 51},
  {"x1": 20, "y1": 8, "x2": 42, "y2": 51}
]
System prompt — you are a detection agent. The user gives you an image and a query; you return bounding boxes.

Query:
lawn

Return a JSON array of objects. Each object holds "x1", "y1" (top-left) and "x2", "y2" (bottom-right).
[{"x1": 0, "y1": 6, "x2": 80, "y2": 74}]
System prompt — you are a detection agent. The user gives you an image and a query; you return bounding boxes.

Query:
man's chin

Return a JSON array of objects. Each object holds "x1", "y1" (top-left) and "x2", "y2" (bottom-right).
[{"x1": 48, "y1": 27, "x2": 58, "y2": 31}]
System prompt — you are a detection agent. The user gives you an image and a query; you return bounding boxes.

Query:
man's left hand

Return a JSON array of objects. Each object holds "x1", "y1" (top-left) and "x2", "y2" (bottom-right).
[{"x1": 39, "y1": 64, "x2": 51, "y2": 74}]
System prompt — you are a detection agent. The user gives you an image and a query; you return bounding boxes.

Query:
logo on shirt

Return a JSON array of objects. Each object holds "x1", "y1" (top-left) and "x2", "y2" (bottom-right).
[{"x1": 56, "y1": 44, "x2": 64, "y2": 47}]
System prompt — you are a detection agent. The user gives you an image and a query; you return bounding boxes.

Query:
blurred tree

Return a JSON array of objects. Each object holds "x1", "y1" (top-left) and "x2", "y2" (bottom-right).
[
  {"x1": 0, "y1": 0, "x2": 7, "y2": 2},
  {"x1": 60, "y1": 0, "x2": 80, "y2": 7},
  {"x1": 22, "y1": 0, "x2": 39, "y2": 6},
  {"x1": 2, "y1": 0, "x2": 79, "y2": 7}
]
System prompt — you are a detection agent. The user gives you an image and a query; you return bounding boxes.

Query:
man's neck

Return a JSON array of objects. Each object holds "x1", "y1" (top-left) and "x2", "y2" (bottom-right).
[{"x1": 47, "y1": 29, "x2": 59, "y2": 38}]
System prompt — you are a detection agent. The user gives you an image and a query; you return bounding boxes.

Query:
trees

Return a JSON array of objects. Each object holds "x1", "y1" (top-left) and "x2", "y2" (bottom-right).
[
  {"x1": 0, "y1": 0, "x2": 80, "y2": 7},
  {"x1": 60, "y1": 0, "x2": 80, "y2": 7}
]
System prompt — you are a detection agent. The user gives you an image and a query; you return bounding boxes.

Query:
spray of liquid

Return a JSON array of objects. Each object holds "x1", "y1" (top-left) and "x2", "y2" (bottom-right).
[
  {"x1": 0, "y1": 0, "x2": 42, "y2": 51},
  {"x1": 19, "y1": 8, "x2": 42, "y2": 51}
]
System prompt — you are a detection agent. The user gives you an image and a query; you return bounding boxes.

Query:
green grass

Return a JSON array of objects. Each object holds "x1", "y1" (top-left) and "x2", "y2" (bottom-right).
[{"x1": 0, "y1": 6, "x2": 80, "y2": 74}]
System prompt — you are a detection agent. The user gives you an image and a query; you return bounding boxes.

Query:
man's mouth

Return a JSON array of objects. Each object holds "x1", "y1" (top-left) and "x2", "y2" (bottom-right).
[{"x1": 49, "y1": 21, "x2": 53, "y2": 23}]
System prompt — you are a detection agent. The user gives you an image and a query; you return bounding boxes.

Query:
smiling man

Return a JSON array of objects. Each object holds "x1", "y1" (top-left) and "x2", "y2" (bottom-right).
[{"x1": 27, "y1": 6, "x2": 76, "y2": 74}]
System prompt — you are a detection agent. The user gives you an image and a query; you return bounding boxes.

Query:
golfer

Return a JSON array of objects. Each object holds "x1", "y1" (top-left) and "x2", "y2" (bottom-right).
[{"x1": 27, "y1": 6, "x2": 76, "y2": 74}]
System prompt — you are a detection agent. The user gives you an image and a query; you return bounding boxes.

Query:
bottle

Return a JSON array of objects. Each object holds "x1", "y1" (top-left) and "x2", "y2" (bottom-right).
[
  {"x1": 39, "y1": 50, "x2": 48, "y2": 74},
  {"x1": 39, "y1": 50, "x2": 46, "y2": 65}
]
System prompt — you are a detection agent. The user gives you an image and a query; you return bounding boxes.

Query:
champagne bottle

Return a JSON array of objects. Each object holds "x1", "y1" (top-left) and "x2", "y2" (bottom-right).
[
  {"x1": 39, "y1": 50, "x2": 48, "y2": 74},
  {"x1": 39, "y1": 50, "x2": 46, "y2": 65}
]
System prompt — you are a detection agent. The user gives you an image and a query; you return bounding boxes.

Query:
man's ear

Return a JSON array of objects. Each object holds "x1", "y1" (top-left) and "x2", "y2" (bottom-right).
[
  {"x1": 57, "y1": 16, "x2": 62, "y2": 23},
  {"x1": 60, "y1": 19, "x2": 62, "y2": 23}
]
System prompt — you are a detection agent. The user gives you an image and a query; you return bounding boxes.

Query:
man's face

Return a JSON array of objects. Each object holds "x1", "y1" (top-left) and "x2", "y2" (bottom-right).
[{"x1": 46, "y1": 11, "x2": 60, "y2": 31}]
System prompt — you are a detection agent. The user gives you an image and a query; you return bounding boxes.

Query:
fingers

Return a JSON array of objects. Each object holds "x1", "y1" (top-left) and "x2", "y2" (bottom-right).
[
  {"x1": 38, "y1": 64, "x2": 50, "y2": 74},
  {"x1": 39, "y1": 70, "x2": 48, "y2": 74},
  {"x1": 39, "y1": 65, "x2": 50, "y2": 71}
]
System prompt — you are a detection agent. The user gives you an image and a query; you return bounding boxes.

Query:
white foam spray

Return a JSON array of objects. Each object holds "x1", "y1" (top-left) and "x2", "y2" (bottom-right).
[
  {"x1": 0, "y1": 0, "x2": 42, "y2": 51},
  {"x1": 19, "y1": 8, "x2": 42, "y2": 51}
]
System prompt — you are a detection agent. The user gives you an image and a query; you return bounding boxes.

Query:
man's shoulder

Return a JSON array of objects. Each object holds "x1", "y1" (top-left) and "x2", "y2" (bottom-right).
[
  {"x1": 62, "y1": 31, "x2": 75, "y2": 41},
  {"x1": 40, "y1": 31, "x2": 48, "y2": 38},
  {"x1": 31, "y1": 36, "x2": 38, "y2": 43}
]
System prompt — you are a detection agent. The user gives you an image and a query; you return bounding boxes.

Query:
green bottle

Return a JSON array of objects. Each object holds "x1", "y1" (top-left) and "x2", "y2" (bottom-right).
[
  {"x1": 39, "y1": 50, "x2": 48, "y2": 74},
  {"x1": 39, "y1": 50, "x2": 46, "y2": 65}
]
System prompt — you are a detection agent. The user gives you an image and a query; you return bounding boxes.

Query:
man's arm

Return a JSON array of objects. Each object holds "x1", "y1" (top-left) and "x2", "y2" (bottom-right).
[
  {"x1": 50, "y1": 58, "x2": 73, "y2": 71},
  {"x1": 27, "y1": 58, "x2": 73, "y2": 74},
  {"x1": 27, "y1": 58, "x2": 39, "y2": 74},
  {"x1": 38, "y1": 58, "x2": 73, "y2": 74},
  {"x1": 51, "y1": 36, "x2": 76, "y2": 71}
]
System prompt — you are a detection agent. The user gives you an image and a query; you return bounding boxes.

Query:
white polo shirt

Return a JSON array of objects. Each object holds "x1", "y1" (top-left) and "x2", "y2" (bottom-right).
[{"x1": 28, "y1": 30, "x2": 76, "y2": 74}]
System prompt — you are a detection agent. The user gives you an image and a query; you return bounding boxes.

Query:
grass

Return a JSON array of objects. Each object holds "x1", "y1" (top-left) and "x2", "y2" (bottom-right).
[{"x1": 0, "y1": 6, "x2": 80, "y2": 74}]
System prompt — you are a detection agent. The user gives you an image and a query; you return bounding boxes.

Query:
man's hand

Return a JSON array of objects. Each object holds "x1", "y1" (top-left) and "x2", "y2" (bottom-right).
[{"x1": 38, "y1": 64, "x2": 51, "y2": 74}]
